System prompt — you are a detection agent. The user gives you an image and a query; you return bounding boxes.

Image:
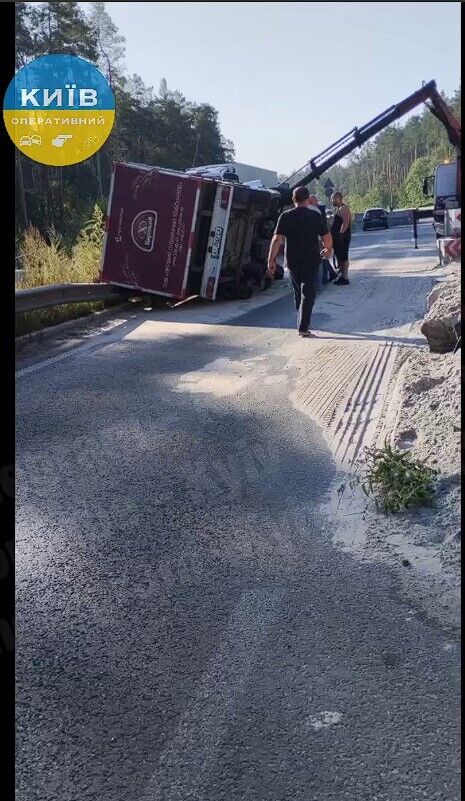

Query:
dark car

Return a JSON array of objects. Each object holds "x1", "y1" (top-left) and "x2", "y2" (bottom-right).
[{"x1": 362, "y1": 208, "x2": 389, "y2": 231}]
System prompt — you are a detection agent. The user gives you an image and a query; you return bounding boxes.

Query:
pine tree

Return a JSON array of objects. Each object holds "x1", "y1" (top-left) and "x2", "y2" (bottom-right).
[
  {"x1": 29, "y1": 2, "x2": 98, "y2": 61},
  {"x1": 159, "y1": 78, "x2": 168, "y2": 99},
  {"x1": 87, "y1": 2, "x2": 125, "y2": 86},
  {"x1": 15, "y1": 2, "x2": 35, "y2": 67}
]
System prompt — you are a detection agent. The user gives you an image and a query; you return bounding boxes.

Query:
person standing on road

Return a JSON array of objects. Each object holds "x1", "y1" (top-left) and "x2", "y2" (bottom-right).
[
  {"x1": 267, "y1": 186, "x2": 333, "y2": 337},
  {"x1": 330, "y1": 191, "x2": 352, "y2": 285}
]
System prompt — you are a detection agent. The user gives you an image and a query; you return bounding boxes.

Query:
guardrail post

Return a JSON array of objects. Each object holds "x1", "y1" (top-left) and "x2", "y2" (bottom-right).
[{"x1": 413, "y1": 209, "x2": 418, "y2": 249}]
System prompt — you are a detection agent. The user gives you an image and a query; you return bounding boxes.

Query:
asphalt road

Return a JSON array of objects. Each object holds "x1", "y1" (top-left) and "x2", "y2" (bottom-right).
[{"x1": 16, "y1": 224, "x2": 460, "y2": 801}]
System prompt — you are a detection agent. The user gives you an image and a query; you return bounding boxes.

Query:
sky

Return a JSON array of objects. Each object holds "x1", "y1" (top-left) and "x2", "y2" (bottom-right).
[{"x1": 85, "y1": 2, "x2": 461, "y2": 176}]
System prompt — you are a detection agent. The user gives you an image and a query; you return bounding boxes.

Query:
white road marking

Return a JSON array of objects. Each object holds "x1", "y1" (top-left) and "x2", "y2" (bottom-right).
[{"x1": 16, "y1": 347, "x2": 84, "y2": 378}]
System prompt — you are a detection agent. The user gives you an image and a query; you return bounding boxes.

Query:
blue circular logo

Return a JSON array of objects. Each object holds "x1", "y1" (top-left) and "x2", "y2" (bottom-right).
[{"x1": 3, "y1": 54, "x2": 115, "y2": 165}]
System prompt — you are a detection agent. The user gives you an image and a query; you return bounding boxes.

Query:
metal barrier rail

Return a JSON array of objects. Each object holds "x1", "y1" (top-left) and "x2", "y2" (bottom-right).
[{"x1": 15, "y1": 282, "x2": 133, "y2": 313}]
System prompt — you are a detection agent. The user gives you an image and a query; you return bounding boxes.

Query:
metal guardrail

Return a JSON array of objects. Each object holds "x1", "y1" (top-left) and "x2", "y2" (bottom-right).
[{"x1": 15, "y1": 282, "x2": 133, "y2": 313}]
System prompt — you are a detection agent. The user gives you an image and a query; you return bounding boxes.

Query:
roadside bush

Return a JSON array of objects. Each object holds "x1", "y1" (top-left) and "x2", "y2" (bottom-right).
[
  {"x1": 71, "y1": 204, "x2": 105, "y2": 283},
  {"x1": 17, "y1": 205, "x2": 108, "y2": 336},
  {"x1": 20, "y1": 204, "x2": 104, "y2": 289},
  {"x1": 19, "y1": 226, "x2": 72, "y2": 287}
]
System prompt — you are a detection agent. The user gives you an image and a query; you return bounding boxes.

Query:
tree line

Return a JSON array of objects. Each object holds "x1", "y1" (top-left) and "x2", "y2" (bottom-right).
[
  {"x1": 324, "y1": 87, "x2": 461, "y2": 213},
  {"x1": 15, "y1": 2, "x2": 235, "y2": 244}
]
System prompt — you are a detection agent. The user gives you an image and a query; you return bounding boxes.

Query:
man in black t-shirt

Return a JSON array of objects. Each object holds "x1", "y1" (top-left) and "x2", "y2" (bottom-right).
[{"x1": 267, "y1": 186, "x2": 333, "y2": 337}]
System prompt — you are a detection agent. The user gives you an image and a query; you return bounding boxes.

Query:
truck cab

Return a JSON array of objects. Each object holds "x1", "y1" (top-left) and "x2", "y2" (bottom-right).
[{"x1": 423, "y1": 162, "x2": 459, "y2": 238}]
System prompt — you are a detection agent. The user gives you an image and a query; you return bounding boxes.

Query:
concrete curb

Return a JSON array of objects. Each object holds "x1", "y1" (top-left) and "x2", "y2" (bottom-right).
[{"x1": 15, "y1": 299, "x2": 143, "y2": 352}]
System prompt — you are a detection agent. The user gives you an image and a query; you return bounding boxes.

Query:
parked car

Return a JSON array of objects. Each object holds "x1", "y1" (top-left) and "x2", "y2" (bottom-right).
[{"x1": 362, "y1": 208, "x2": 389, "y2": 231}]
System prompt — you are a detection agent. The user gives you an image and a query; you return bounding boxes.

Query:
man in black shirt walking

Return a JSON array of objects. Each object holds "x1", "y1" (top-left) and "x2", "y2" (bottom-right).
[{"x1": 267, "y1": 186, "x2": 333, "y2": 337}]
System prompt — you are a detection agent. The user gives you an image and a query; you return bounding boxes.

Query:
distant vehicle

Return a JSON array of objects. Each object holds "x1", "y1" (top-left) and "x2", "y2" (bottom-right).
[{"x1": 362, "y1": 208, "x2": 389, "y2": 231}]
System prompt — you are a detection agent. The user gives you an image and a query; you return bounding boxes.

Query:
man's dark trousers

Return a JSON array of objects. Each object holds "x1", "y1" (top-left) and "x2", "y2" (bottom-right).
[{"x1": 290, "y1": 264, "x2": 319, "y2": 333}]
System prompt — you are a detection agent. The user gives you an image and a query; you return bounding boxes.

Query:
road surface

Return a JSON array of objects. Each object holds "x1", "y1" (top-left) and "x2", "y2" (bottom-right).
[{"x1": 16, "y1": 223, "x2": 460, "y2": 801}]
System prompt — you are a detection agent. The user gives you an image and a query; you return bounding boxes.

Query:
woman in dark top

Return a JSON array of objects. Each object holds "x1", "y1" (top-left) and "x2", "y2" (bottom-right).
[{"x1": 330, "y1": 191, "x2": 352, "y2": 285}]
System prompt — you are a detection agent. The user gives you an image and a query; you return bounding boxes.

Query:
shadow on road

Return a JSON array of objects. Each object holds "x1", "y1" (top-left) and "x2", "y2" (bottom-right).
[{"x1": 16, "y1": 313, "x2": 460, "y2": 801}]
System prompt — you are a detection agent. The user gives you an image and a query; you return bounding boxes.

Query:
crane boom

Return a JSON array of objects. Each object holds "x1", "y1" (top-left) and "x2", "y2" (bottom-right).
[{"x1": 276, "y1": 80, "x2": 461, "y2": 204}]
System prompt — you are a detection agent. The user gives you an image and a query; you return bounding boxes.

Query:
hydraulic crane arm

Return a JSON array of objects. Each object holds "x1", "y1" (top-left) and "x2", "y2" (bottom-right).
[
  {"x1": 424, "y1": 87, "x2": 461, "y2": 151},
  {"x1": 276, "y1": 79, "x2": 461, "y2": 204}
]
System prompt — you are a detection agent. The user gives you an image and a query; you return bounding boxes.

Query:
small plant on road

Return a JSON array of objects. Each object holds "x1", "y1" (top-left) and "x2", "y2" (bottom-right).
[{"x1": 352, "y1": 438, "x2": 438, "y2": 513}]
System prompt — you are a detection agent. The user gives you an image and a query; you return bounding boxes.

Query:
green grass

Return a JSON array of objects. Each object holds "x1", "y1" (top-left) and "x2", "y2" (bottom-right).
[
  {"x1": 15, "y1": 300, "x2": 125, "y2": 338},
  {"x1": 352, "y1": 438, "x2": 439, "y2": 513}
]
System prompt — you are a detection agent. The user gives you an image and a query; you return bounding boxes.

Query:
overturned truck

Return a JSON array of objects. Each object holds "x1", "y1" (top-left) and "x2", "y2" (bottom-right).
[{"x1": 100, "y1": 162, "x2": 281, "y2": 301}]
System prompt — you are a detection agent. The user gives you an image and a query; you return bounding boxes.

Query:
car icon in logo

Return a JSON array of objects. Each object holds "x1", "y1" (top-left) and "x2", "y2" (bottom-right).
[
  {"x1": 84, "y1": 135, "x2": 99, "y2": 148},
  {"x1": 19, "y1": 134, "x2": 42, "y2": 146}
]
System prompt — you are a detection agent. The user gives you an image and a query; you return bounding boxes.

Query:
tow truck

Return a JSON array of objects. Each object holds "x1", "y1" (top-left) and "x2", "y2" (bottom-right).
[
  {"x1": 423, "y1": 160, "x2": 460, "y2": 237},
  {"x1": 100, "y1": 80, "x2": 460, "y2": 301}
]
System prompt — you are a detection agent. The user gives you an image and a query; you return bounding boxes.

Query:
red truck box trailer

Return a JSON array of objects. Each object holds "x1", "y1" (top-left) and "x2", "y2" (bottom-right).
[{"x1": 100, "y1": 162, "x2": 281, "y2": 301}]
